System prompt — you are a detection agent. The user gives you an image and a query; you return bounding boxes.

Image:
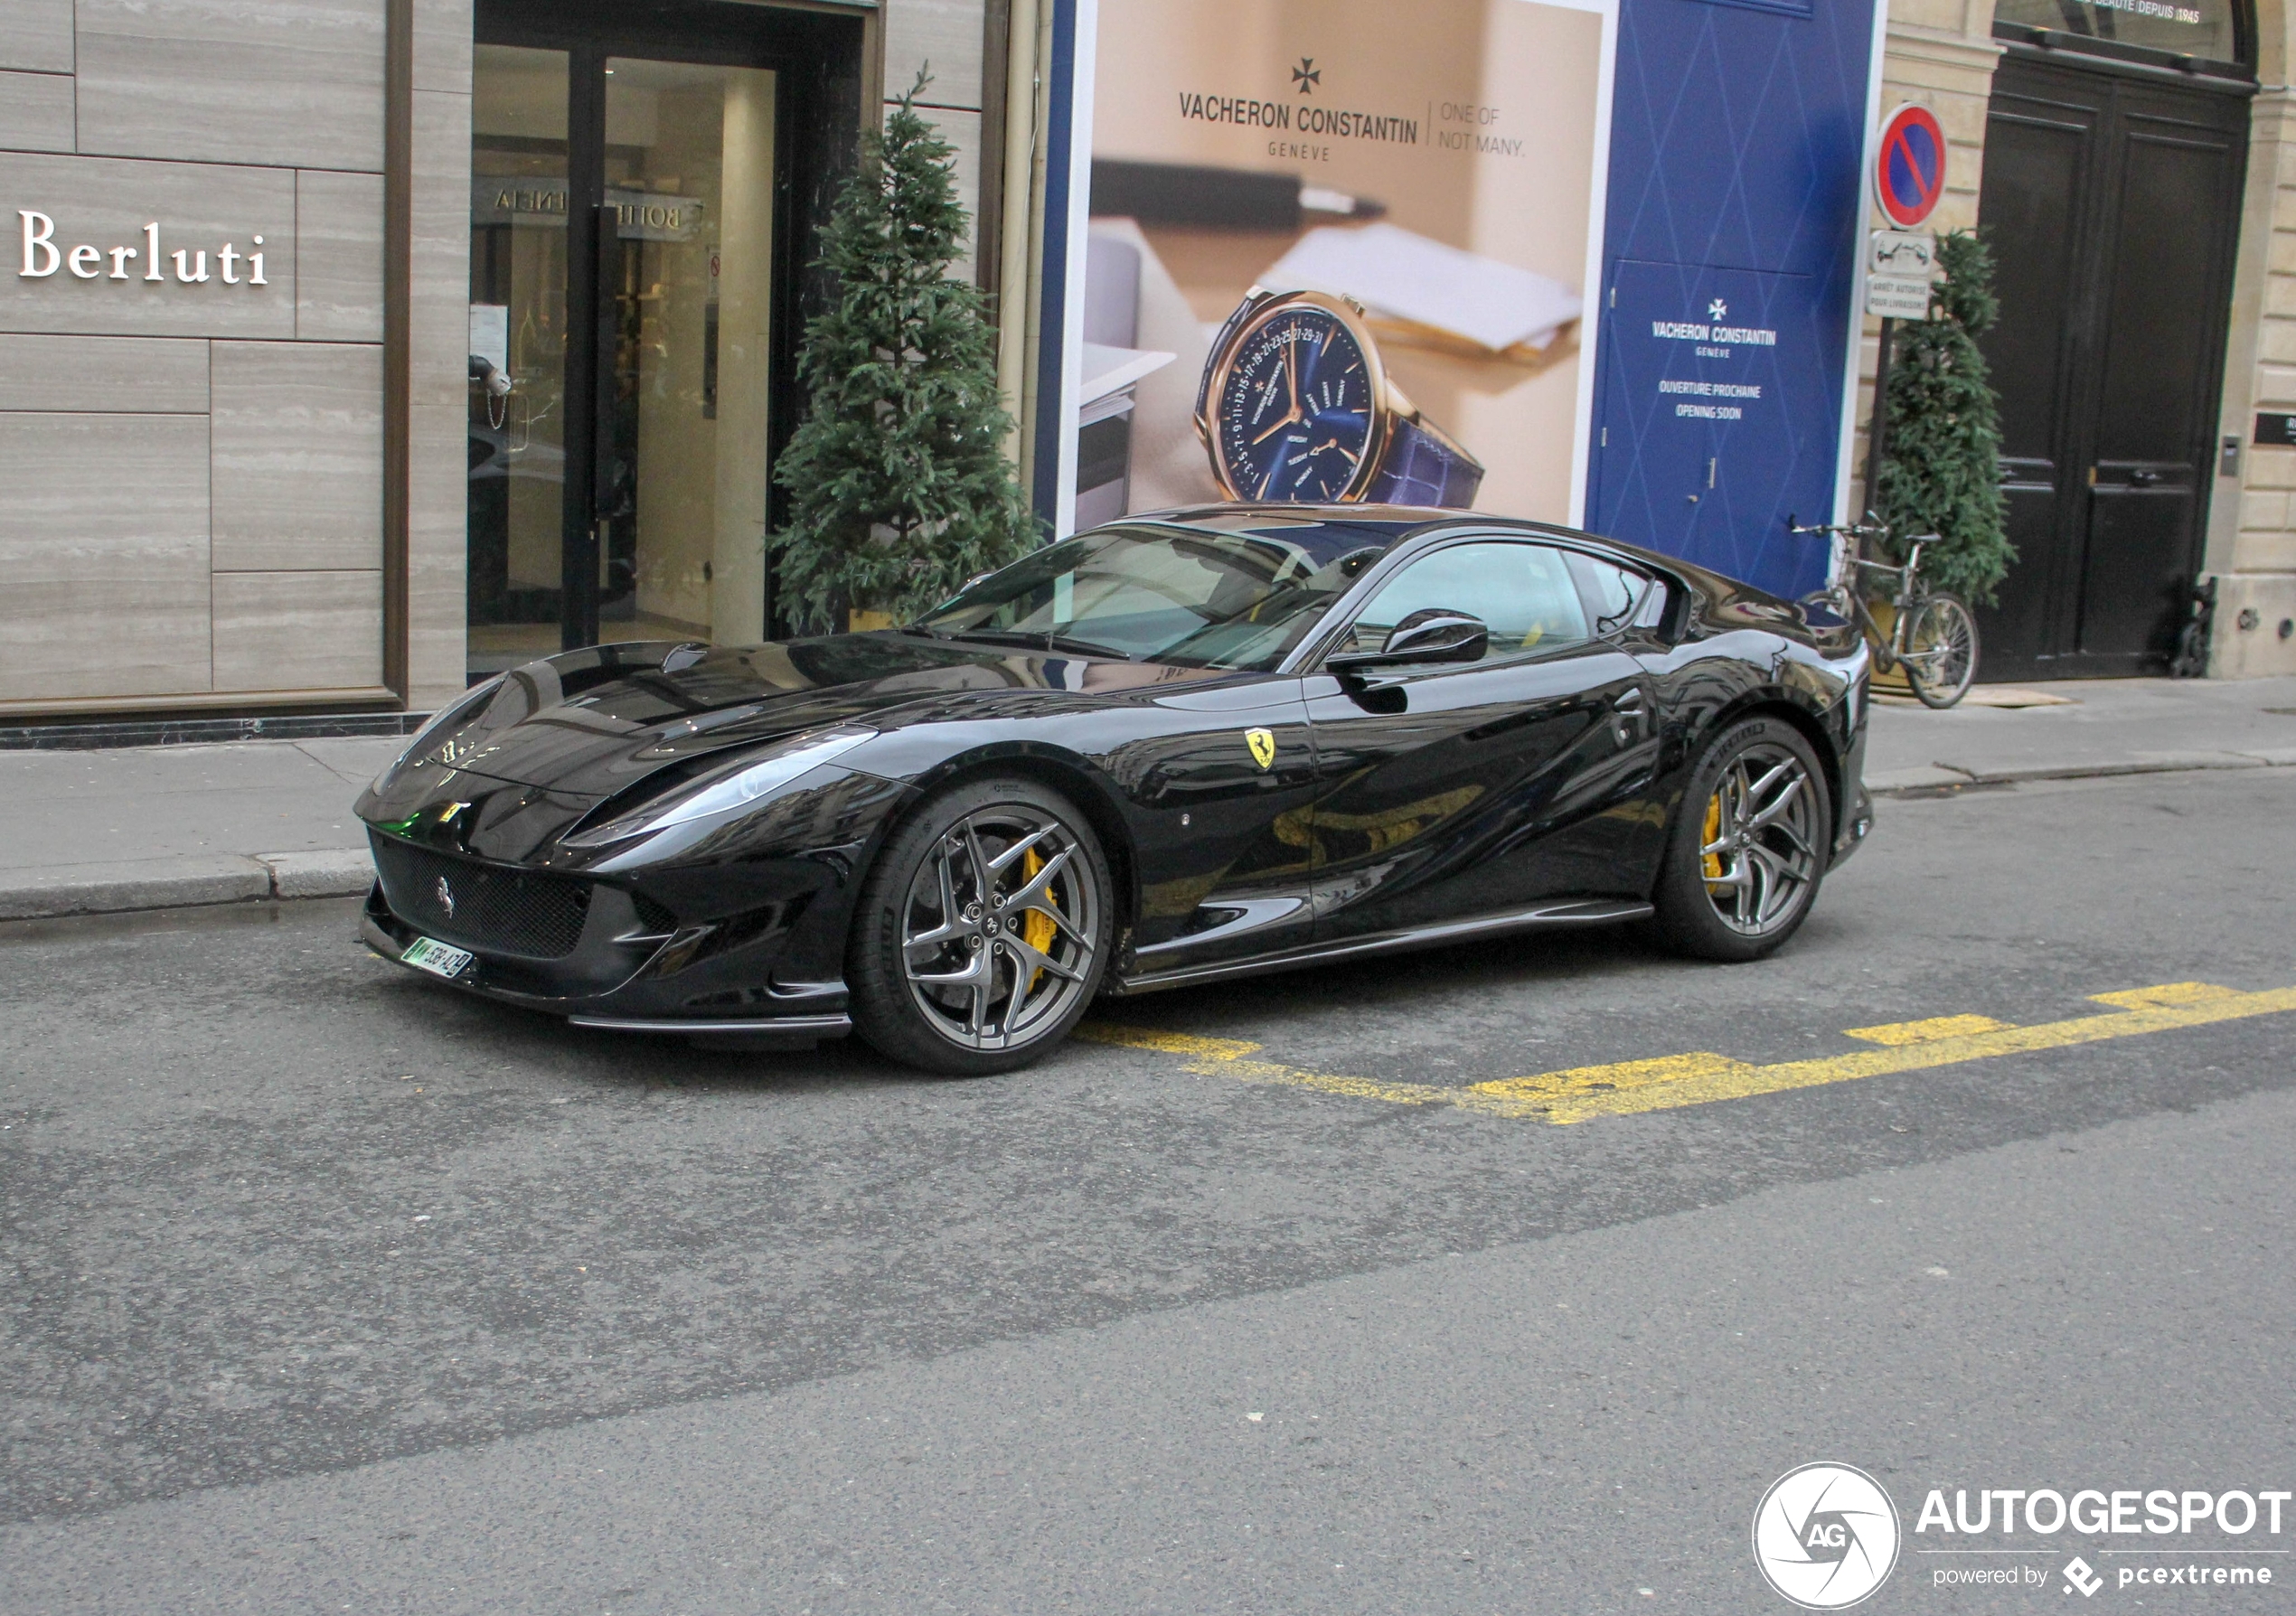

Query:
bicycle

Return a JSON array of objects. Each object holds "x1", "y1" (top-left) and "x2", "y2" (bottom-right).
[{"x1": 1793, "y1": 519, "x2": 1980, "y2": 709}]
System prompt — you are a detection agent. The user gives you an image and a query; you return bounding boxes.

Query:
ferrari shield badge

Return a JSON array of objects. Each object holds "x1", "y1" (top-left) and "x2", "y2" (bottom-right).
[{"x1": 1246, "y1": 728, "x2": 1276, "y2": 770}]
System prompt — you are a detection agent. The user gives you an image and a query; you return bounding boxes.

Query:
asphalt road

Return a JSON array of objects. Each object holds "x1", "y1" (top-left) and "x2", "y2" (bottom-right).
[{"x1": 3, "y1": 768, "x2": 2292, "y2": 1614}]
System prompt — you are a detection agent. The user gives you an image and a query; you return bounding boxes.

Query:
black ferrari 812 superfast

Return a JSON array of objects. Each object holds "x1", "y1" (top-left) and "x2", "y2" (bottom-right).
[{"x1": 357, "y1": 506, "x2": 1872, "y2": 1073}]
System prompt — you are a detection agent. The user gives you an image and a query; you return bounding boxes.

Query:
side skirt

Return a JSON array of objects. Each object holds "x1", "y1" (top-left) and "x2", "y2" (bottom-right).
[{"x1": 1106, "y1": 897, "x2": 1653, "y2": 997}]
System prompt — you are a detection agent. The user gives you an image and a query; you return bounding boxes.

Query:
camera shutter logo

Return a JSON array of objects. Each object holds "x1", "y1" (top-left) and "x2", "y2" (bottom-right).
[{"x1": 1752, "y1": 1462, "x2": 1901, "y2": 1609}]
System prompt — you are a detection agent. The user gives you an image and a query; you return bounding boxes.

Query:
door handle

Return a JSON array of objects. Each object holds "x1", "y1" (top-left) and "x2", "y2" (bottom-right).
[
  {"x1": 2127, "y1": 467, "x2": 2161, "y2": 486},
  {"x1": 1612, "y1": 686, "x2": 1647, "y2": 743}
]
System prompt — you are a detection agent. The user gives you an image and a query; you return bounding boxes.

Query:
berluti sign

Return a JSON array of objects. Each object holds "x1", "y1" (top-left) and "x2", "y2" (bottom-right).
[
  {"x1": 21, "y1": 213, "x2": 274, "y2": 287},
  {"x1": 0, "y1": 153, "x2": 296, "y2": 338}
]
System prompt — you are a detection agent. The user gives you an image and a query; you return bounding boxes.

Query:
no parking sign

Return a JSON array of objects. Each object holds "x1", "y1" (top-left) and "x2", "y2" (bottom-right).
[{"x1": 1874, "y1": 104, "x2": 1946, "y2": 230}]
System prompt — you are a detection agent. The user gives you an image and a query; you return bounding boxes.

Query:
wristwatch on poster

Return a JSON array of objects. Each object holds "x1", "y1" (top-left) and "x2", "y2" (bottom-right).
[{"x1": 1194, "y1": 287, "x2": 1484, "y2": 508}]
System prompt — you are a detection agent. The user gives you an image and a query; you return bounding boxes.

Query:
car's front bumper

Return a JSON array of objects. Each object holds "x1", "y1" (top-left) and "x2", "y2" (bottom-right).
[{"x1": 359, "y1": 877, "x2": 852, "y2": 1044}]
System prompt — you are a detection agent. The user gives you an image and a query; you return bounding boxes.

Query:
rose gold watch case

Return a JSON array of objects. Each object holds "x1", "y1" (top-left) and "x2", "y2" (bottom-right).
[{"x1": 1194, "y1": 287, "x2": 1424, "y2": 503}]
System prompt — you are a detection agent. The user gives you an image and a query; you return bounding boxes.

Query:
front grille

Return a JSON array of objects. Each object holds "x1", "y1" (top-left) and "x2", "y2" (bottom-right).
[{"x1": 371, "y1": 832, "x2": 591, "y2": 959}]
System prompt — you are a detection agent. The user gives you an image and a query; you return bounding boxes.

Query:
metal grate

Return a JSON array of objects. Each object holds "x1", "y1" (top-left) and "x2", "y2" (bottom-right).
[
  {"x1": 630, "y1": 890, "x2": 680, "y2": 935},
  {"x1": 370, "y1": 832, "x2": 591, "y2": 959}
]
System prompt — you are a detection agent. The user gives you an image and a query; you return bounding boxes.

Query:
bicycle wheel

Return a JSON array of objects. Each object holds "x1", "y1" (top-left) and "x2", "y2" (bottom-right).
[{"x1": 1903, "y1": 591, "x2": 1979, "y2": 709}]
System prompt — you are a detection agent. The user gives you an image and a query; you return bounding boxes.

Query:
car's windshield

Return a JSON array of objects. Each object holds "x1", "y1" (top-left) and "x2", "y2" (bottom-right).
[{"x1": 912, "y1": 522, "x2": 1392, "y2": 670}]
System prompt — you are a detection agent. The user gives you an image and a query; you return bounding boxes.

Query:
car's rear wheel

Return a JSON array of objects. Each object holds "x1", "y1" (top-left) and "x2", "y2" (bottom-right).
[
  {"x1": 848, "y1": 777, "x2": 1114, "y2": 1075},
  {"x1": 1648, "y1": 717, "x2": 1830, "y2": 963}
]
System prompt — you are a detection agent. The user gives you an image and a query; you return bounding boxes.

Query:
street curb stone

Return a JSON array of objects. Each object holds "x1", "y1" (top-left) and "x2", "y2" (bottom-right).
[
  {"x1": 0, "y1": 849, "x2": 373, "y2": 922},
  {"x1": 1869, "y1": 755, "x2": 2294, "y2": 798},
  {"x1": 256, "y1": 850, "x2": 377, "y2": 900},
  {"x1": 0, "y1": 857, "x2": 272, "y2": 921}
]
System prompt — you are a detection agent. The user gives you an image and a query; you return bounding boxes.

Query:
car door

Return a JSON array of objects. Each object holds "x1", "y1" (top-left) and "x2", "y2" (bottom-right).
[
  {"x1": 1101, "y1": 672, "x2": 1321, "y2": 982},
  {"x1": 1300, "y1": 537, "x2": 1657, "y2": 940}
]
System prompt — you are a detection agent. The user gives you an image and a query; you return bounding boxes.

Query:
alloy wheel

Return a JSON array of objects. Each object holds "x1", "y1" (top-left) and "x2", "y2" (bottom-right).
[
  {"x1": 899, "y1": 804, "x2": 1101, "y2": 1052},
  {"x1": 1698, "y1": 743, "x2": 1822, "y2": 935}
]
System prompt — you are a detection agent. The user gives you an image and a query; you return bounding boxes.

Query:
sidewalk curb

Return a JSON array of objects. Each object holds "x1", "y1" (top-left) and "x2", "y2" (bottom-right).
[
  {"x1": 0, "y1": 849, "x2": 373, "y2": 922},
  {"x1": 1869, "y1": 755, "x2": 2295, "y2": 798}
]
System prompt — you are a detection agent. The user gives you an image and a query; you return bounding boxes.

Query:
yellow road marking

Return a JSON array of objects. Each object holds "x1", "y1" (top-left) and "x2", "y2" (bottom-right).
[
  {"x1": 1472, "y1": 1052, "x2": 1751, "y2": 1104},
  {"x1": 1077, "y1": 982, "x2": 2296, "y2": 1126},
  {"x1": 2090, "y1": 982, "x2": 2244, "y2": 1010},
  {"x1": 1844, "y1": 1014, "x2": 2012, "y2": 1046}
]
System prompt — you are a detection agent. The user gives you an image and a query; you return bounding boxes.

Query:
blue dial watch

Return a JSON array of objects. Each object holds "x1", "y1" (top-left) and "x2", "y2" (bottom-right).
[{"x1": 1194, "y1": 287, "x2": 1484, "y2": 507}]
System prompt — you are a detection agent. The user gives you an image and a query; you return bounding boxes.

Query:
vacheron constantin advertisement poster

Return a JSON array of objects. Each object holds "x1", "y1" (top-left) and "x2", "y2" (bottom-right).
[{"x1": 1068, "y1": 0, "x2": 1614, "y2": 534}]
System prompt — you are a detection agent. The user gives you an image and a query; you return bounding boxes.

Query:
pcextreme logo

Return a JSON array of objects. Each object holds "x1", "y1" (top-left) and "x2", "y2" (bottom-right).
[{"x1": 1753, "y1": 1463, "x2": 1903, "y2": 1609}]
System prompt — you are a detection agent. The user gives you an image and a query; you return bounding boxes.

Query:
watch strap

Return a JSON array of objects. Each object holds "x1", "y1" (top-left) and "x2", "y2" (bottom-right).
[{"x1": 1365, "y1": 415, "x2": 1484, "y2": 508}]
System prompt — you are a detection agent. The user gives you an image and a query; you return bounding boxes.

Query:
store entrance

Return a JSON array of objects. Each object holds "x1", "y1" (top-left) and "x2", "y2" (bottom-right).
[
  {"x1": 466, "y1": 0, "x2": 861, "y2": 681},
  {"x1": 1973, "y1": 40, "x2": 2252, "y2": 679}
]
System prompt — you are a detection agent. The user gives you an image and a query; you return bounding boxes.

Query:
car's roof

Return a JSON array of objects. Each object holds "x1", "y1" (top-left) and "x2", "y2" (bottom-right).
[{"x1": 1113, "y1": 503, "x2": 1727, "y2": 594}]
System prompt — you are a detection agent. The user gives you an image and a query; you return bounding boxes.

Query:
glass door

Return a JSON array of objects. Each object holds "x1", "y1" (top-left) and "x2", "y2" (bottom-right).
[
  {"x1": 468, "y1": 42, "x2": 778, "y2": 680},
  {"x1": 598, "y1": 58, "x2": 776, "y2": 650},
  {"x1": 469, "y1": 43, "x2": 574, "y2": 676}
]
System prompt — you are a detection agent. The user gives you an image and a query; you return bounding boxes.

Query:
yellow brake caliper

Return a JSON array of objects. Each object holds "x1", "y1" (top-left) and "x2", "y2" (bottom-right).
[
  {"x1": 1021, "y1": 847, "x2": 1057, "y2": 987},
  {"x1": 1701, "y1": 793, "x2": 1725, "y2": 885}
]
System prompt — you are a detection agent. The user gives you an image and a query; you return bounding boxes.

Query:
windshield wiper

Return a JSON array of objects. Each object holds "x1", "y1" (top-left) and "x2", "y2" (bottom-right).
[{"x1": 938, "y1": 627, "x2": 1138, "y2": 661}]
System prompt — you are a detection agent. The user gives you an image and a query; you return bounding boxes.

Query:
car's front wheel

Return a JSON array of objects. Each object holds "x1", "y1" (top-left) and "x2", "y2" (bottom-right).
[
  {"x1": 1648, "y1": 717, "x2": 1831, "y2": 963},
  {"x1": 848, "y1": 777, "x2": 1115, "y2": 1075}
]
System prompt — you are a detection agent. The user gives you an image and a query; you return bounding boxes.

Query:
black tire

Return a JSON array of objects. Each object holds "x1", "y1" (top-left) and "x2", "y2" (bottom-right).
[
  {"x1": 1903, "y1": 590, "x2": 1980, "y2": 709},
  {"x1": 1648, "y1": 717, "x2": 1832, "y2": 963},
  {"x1": 847, "y1": 776, "x2": 1115, "y2": 1076}
]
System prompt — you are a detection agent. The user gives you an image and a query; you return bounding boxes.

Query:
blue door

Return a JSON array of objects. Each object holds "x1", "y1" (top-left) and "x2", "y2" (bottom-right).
[
  {"x1": 1593, "y1": 259, "x2": 1833, "y2": 598},
  {"x1": 1586, "y1": 0, "x2": 1877, "y2": 602}
]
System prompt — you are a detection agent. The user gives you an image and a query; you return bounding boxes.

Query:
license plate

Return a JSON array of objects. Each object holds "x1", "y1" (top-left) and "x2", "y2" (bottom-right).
[{"x1": 400, "y1": 936, "x2": 475, "y2": 979}]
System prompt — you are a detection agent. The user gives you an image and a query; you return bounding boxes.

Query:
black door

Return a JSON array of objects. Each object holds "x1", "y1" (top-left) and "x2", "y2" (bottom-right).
[
  {"x1": 1300, "y1": 538, "x2": 1660, "y2": 940},
  {"x1": 1975, "y1": 51, "x2": 2250, "y2": 679},
  {"x1": 467, "y1": 0, "x2": 863, "y2": 682}
]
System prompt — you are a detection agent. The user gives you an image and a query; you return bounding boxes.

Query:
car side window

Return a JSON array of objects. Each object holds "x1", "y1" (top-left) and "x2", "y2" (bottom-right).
[
  {"x1": 1331, "y1": 541, "x2": 1591, "y2": 662},
  {"x1": 1564, "y1": 551, "x2": 1650, "y2": 633}
]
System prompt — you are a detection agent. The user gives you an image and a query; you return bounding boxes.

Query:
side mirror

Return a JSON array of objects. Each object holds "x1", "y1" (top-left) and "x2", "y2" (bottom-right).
[{"x1": 1326, "y1": 608, "x2": 1489, "y2": 674}]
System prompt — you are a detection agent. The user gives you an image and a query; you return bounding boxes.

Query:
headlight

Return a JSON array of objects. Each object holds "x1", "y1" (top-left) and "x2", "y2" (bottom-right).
[
  {"x1": 561, "y1": 728, "x2": 876, "y2": 847},
  {"x1": 370, "y1": 677, "x2": 505, "y2": 794}
]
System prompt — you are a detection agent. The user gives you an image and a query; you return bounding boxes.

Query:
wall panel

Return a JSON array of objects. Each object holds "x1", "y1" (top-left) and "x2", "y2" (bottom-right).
[
  {"x1": 212, "y1": 569, "x2": 382, "y2": 690},
  {"x1": 0, "y1": 335, "x2": 209, "y2": 414},
  {"x1": 0, "y1": 69, "x2": 76, "y2": 153},
  {"x1": 0, "y1": 413, "x2": 212, "y2": 701},
  {"x1": 74, "y1": 0, "x2": 386, "y2": 172},
  {"x1": 210, "y1": 340, "x2": 384, "y2": 572},
  {"x1": 296, "y1": 169, "x2": 388, "y2": 342},
  {"x1": 0, "y1": 0, "x2": 75, "y2": 76}
]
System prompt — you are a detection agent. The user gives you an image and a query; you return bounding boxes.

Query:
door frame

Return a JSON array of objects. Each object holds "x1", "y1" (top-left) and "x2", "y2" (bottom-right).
[
  {"x1": 472, "y1": 0, "x2": 869, "y2": 652},
  {"x1": 1979, "y1": 44, "x2": 2253, "y2": 678}
]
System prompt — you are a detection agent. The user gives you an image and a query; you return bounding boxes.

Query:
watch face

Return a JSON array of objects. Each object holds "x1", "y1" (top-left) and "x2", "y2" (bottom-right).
[{"x1": 1212, "y1": 304, "x2": 1376, "y2": 502}]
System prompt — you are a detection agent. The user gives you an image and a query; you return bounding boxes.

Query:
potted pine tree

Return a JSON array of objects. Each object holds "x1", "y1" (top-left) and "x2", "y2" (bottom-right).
[
  {"x1": 770, "y1": 73, "x2": 1038, "y2": 634},
  {"x1": 1871, "y1": 229, "x2": 2013, "y2": 606}
]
